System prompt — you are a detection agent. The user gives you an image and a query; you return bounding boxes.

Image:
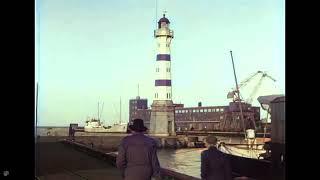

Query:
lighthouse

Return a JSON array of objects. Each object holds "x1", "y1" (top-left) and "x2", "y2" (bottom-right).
[{"x1": 149, "y1": 14, "x2": 175, "y2": 136}]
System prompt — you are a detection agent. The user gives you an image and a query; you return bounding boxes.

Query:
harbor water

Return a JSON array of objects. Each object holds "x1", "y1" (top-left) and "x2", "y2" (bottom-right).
[
  {"x1": 157, "y1": 148, "x2": 205, "y2": 178},
  {"x1": 157, "y1": 136, "x2": 249, "y2": 178}
]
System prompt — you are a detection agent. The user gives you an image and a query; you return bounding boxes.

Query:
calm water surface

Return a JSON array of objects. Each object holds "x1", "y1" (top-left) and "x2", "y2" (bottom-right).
[
  {"x1": 157, "y1": 148, "x2": 205, "y2": 178},
  {"x1": 156, "y1": 136, "x2": 247, "y2": 178}
]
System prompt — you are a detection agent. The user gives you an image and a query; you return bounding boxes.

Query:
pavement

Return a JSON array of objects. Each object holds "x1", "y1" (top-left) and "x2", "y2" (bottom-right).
[{"x1": 35, "y1": 140, "x2": 123, "y2": 180}]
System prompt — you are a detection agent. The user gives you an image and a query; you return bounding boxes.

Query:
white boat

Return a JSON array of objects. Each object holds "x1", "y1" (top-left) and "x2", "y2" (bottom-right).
[
  {"x1": 218, "y1": 139, "x2": 266, "y2": 159},
  {"x1": 84, "y1": 118, "x2": 127, "y2": 133},
  {"x1": 84, "y1": 98, "x2": 127, "y2": 133}
]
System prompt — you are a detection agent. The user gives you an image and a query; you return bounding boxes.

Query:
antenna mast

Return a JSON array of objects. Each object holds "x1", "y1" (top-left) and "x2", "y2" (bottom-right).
[
  {"x1": 163, "y1": 10, "x2": 167, "y2": 15},
  {"x1": 155, "y1": 0, "x2": 158, "y2": 28}
]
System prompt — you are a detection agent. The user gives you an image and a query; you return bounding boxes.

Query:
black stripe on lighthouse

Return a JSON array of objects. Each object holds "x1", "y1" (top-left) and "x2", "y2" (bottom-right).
[
  {"x1": 156, "y1": 54, "x2": 171, "y2": 61},
  {"x1": 155, "y1": 80, "x2": 171, "y2": 86}
]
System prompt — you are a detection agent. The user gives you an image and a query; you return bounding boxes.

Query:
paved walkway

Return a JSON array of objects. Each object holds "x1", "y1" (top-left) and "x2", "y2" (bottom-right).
[{"x1": 35, "y1": 141, "x2": 122, "y2": 180}]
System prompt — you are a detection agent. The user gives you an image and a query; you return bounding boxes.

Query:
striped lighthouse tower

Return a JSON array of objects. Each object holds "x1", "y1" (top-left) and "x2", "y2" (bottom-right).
[{"x1": 149, "y1": 14, "x2": 175, "y2": 136}]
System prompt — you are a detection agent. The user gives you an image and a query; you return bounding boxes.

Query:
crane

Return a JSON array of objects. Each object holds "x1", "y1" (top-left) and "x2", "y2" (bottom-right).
[
  {"x1": 227, "y1": 71, "x2": 262, "y2": 101},
  {"x1": 227, "y1": 71, "x2": 276, "y2": 104},
  {"x1": 246, "y1": 72, "x2": 276, "y2": 104}
]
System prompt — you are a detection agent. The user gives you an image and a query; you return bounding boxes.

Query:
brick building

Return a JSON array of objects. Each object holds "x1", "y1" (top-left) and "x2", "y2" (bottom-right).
[{"x1": 129, "y1": 97, "x2": 260, "y2": 132}]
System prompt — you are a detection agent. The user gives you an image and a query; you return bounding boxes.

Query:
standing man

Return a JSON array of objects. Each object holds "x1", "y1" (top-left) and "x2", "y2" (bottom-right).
[
  {"x1": 201, "y1": 135, "x2": 232, "y2": 180},
  {"x1": 116, "y1": 119, "x2": 161, "y2": 180}
]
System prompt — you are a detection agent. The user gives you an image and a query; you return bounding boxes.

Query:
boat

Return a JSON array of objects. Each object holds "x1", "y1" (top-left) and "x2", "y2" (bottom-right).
[
  {"x1": 217, "y1": 95, "x2": 285, "y2": 180},
  {"x1": 84, "y1": 98, "x2": 128, "y2": 133},
  {"x1": 215, "y1": 51, "x2": 285, "y2": 180},
  {"x1": 84, "y1": 118, "x2": 128, "y2": 133}
]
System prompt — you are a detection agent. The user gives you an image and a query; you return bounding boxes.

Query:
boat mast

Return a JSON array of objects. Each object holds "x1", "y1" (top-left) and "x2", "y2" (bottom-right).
[
  {"x1": 229, "y1": 51, "x2": 247, "y2": 139},
  {"x1": 120, "y1": 97, "x2": 122, "y2": 124},
  {"x1": 98, "y1": 102, "x2": 100, "y2": 120},
  {"x1": 100, "y1": 102, "x2": 104, "y2": 119},
  {"x1": 100, "y1": 102, "x2": 104, "y2": 122}
]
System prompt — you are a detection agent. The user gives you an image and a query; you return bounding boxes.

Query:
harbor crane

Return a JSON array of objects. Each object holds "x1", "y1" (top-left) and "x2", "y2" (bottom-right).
[
  {"x1": 228, "y1": 51, "x2": 277, "y2": 138},
  {"x1": 227, "y1": 71, "x2": 276, "y2": 104}
]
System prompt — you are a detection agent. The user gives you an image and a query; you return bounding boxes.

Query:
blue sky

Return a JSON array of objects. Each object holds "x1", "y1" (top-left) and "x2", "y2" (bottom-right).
[{"x1": 36, "y1": 0, "x2": 285, "y2": 126}]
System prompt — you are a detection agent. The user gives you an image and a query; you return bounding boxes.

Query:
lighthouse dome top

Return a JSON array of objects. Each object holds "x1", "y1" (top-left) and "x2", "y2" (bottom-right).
[
  {"x1": 158, "y1": 14, "x2": 170, "y2": 24},
  {"x1": 158, "y1": 14, "x2": 170, "y2": 29}
]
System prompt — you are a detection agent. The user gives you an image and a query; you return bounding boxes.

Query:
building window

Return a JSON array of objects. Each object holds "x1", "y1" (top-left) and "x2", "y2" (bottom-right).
[
  {"x1": 175, "y1": 110, "x2": 178, "y2": 113},
  {"x1": 204, "y1": 109, "x2": 208, "y2": 112},
  {"x1": 220, "y1": 108, "x2": 224, "y2": 112},
  {"x1": 200, "y1": 109, "x2": 203, "y2": 113},
  {"x1": 208, "y1": 109, "x2": 211, "y2": 112},
  {"x1": 193, "y1": 109, "x2": 196, "y2": 113},
  {"x1": 216, "y1": 109, "x2": 219, "y2": 112},
  {"x1": 196, "y1": 109, "x2": 199, "y2": 113},
  {"x1": 220, "y1": 116, "x2": 223, "y2": 120}
]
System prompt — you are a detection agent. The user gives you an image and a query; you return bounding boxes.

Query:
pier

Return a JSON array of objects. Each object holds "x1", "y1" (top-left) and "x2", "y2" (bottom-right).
[
  {"x1": 35, "y1": 137, "x2": 201, "y2": 180},
  {"x1": 36, "y1": 136, "x2": 259, "y2": 180},
  {"x1": 35, "y1": 137, "x2": 123, "y2": 179}
]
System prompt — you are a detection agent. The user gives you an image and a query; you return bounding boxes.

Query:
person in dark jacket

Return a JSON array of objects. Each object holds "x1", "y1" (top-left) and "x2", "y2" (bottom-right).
[
  {"x1": 116, "y1": 119, "x2": 161, "y2": 180},
  {"x1": 201, "y1": 135, "x2": 232, "y2": 180}
]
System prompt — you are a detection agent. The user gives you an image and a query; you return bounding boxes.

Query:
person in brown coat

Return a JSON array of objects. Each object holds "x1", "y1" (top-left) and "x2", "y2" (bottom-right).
[
  {"x1": 116, "y1": 119, "x2": 161, "y2": 180},
  {"x1": 201, "y1": 135, "x2": 232, "y2": 180}
]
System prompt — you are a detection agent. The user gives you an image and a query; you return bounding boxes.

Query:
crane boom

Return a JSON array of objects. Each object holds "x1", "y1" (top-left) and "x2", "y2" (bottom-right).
[
  {"x1": 246, "y1": 72, "x2": 277, "y2": 104},
  {"x1": 246, "y1": 75, "x2": 265, "y2": 104},
  {"x1": 228, "y1": 70, "x2": 277, "y2": 104},
  {"x1": 228, "y1": 71, "x2": 262, "y2": 101},
  {"x1": 265, "y1": 74, "x2": 276, "y2": 82},
  {"x1": 229, "y1": 51, "x2": 247, "y2": 138},
  {"x1": 238, "y1": 71, "x2": 262, "y2": 89}
]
